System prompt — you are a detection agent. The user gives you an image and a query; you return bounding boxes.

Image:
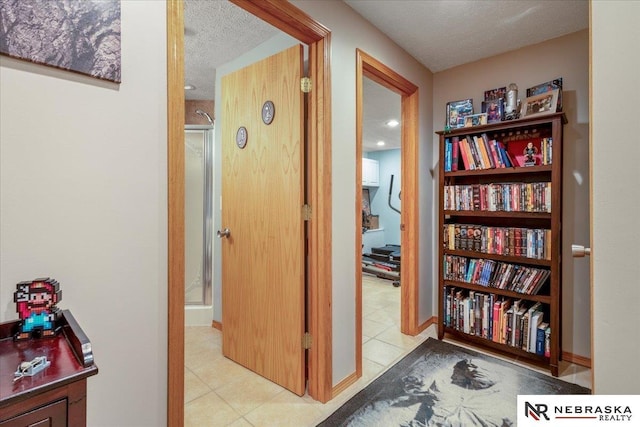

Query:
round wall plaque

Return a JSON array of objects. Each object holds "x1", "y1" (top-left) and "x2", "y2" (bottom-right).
[
  {"x1": 262, "y1": 101, "x2": 275, "y2": 125},
  {"x1": 236, "y1": 126, "x2": 248, "y2": 149}
]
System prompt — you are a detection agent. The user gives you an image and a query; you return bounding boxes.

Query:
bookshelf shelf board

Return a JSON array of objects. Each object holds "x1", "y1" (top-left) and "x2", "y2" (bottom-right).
[
  {"x1": 443, "y1": 249, "x2": 552, "y2": 267},
  {"x1": 443, "y1": 280, "x2": 552, "y2": 303},
  {"x1": 444, "y1": 210, "x2": 551, "y2": 219},
  {"x1": 444, "y1": 165, "x2": 552, "y2": 177},
  {"x1": 442, "y1": 329, "x2": 554, "y2": 369},
  {"x1": 435, "y1": 112, "x2": 567, "y2": 137}
]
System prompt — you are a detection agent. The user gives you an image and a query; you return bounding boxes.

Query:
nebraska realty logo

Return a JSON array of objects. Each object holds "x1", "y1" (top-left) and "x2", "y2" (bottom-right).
[{"x1": 518, "y1": 395, "x2": 638, "y2": 426}]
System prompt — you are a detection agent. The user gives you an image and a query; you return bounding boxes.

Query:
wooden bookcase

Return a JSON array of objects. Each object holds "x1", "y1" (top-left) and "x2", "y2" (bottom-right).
[{"x1": 436, "y1": 112, "x2": 566, "y2": 376}]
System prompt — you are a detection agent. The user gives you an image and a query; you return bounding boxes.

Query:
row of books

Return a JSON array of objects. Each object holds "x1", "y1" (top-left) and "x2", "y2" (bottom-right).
[
  {"x1": 443, "y1": 286, "x2": 551, "y2": 356},
  {"x1": 443, "y1": 182, "x2": 552, "y2": 213},
  {"x1": 444, "y1": 134, "x2": 514, "y2": 172},
  {"x1": 443, "y1": 255, "x2": 550, "y2": 295},
  {"x1": 443, "y1": 223, "x2": 551, "y2": 260},
  {"x1": 540, "y1": 137, "x2": 553, "y2": 165}
]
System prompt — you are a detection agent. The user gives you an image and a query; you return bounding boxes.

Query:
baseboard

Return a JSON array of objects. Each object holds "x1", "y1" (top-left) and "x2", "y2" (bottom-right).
[
  {"x1": 331, "y1": 371, "x2": 359, "y2": 399},
  {"x1": 416, "y1": 316, "x2": 437, "y2": 334},
  {"x1": 562, "y1": 351, "x2": 591, "y2": 368},
  {"x1": 212, "y1": 320, "x2": 222, "y2": 331}
]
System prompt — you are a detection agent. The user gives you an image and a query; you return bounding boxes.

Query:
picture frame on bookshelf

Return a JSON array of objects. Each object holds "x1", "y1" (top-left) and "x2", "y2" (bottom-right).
[
  {"x1": 463, "y1": 113, "x2": 488, "y2": 128},
  {"x1": 362, "y1": 188, "x2": 371, "y2": 216},
  {"x1": 482, "y1": 98, "x2": 504, "y2": 123},
  {"x1": 446, "y1": 98, "x2": 473, "y2": 129},
  {"x1": 520, "y1": 89, "x2": 559, "y2": 118},
  {"x1": 484, "y1": 86, "x2": 506, "y2": 101},
  {"x1": 527, "y1": 78, "x2": 563, "y2": 112}
]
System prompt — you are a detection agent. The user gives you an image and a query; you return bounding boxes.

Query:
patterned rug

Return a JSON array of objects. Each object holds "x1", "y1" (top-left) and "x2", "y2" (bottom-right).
[{"x1": 317, "y1": 338, "x2": 589, "y2": 426}]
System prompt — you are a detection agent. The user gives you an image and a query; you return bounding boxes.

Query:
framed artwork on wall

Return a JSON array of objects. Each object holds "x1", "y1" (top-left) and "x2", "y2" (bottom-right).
[{"x1": 0, "y1": 0, "x2": 122, "y2": 83}]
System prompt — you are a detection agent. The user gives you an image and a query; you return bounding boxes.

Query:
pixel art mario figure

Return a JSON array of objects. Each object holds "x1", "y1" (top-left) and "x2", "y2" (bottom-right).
[{"x1": 14, "y1": 278, "x2": 62, "y2": 341}]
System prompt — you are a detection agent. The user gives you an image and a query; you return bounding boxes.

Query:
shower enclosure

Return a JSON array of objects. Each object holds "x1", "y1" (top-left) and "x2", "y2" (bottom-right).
[{"x1": 184, "y1": 125, "x2": 213, "y2": 325}]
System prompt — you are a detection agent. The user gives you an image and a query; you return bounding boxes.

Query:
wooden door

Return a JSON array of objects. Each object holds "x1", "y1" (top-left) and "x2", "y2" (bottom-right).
[{"x1": 220, "y1": 45, "x2": 305, "y2": 395}]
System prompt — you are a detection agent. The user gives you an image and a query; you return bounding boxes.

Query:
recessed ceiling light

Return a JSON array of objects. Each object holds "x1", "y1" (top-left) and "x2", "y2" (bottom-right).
[
  {"x1": 184, "y1": 84, "x2": 196, "y2": 90},
  {"x1": 386, "y1": 119, "x2": 399, "y2": 128},
  {"x1": 377, "y1": 141, "x2": 385, "y2": 146}
]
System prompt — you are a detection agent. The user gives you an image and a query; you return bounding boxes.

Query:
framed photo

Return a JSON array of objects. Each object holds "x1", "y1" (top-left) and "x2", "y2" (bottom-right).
[
  {"x1": 482, "y1": 98, "x2": 504, "y2": 123},
  {"x1": 520, "y1": 89, "x2": 560, "y2": 118},
  {"x1": 446, "y1": 98, "x2": 473, "y2": 129},
  {"x1": 484, "y1": 87, "x2": 506, "y2": 101},
  {"x1": 0, "y1": 0, "x2": 121, "y2": 83},
  {"x1": 527, "y1": 78, "x2": 563, "y2": 111},
  {"x1": 362, "y1": 188, "x2": 371, "y2": 216},
  {"x1": 463, "y1": 113, "x2": 487, "y2": 128}
]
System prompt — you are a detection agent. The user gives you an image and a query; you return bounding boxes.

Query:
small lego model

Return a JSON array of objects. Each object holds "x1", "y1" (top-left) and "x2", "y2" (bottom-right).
[
  {"x1": 13, "y1": 277, "x2": 62, "y2": 340},
  {"x1": 13, "y1": 356, "x2": 51, "y2": 382}
]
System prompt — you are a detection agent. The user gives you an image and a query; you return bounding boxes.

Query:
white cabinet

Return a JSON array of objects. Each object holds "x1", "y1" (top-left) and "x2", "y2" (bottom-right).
[{"x1": 362, "y1": 158, "x2": 379, "y2": 187}]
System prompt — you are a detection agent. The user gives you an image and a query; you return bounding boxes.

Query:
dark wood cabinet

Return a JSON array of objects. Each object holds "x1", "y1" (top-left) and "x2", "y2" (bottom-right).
[
  {"x1": 436, "y1": 112, "x2": 566, "y2": 376},
  {"x1": 0, "y1": 310, "x2": 98, "y2": 426}
]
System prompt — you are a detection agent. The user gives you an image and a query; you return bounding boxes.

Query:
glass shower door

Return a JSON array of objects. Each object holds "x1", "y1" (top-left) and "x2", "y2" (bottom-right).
[{"x1": 185, "y1": 127, "x2": 213, "y2": 305}]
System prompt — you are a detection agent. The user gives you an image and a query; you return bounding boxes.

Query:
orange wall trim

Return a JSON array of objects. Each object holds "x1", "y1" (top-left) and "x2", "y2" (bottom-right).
[
  {"x1": 417, "y1": 316, "x2": 438, "y2": 334},
  {"x1": 562, "y1": 351, "x2": 592, "y2": 368},
  {"x1": 212, "y1": 320, "x2": 222, "y2": 331},
  {"x1": 331, "y1": 371, "x2": 359, "y2": 399}
]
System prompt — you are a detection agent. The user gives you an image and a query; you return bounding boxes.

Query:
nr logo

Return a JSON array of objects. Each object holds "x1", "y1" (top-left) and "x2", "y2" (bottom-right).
[{"x1": 525, "y1": 402, "x2": 550, "y2": 421}]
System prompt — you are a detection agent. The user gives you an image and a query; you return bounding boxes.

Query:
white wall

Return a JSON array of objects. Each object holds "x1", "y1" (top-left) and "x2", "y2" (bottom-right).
[
  {"x1": 368, "y1": 149, "x2": 402, "y2": 246},
  {"x1": 591, "y1": 0, "x2": 640, "y2": 394},
  {"x1": 433, "y1": 30, "x2": 591, "y2": 358},
  {"x1": 0, "y1": 2, "x2": 167, "y2": 425},
  {"x1": 291, "y1": 0, "x2": 434, "y2": 386}
]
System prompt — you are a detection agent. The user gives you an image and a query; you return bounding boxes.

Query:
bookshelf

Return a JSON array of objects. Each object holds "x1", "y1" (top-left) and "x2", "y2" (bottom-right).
[{"x1": 436, "y1": 112, "x2": 566, "y2": 376}]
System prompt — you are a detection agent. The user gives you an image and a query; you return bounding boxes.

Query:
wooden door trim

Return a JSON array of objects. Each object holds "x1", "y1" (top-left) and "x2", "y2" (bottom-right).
[
  {"x1": 167, "y1": 1, "x2": 333, "y2": 424},
  {"x1": 167, "y1": 1, "x2": 185, "y2": 425},
  {"x1": 355, "y1": 49, "x2": 419, "y2": 376}
]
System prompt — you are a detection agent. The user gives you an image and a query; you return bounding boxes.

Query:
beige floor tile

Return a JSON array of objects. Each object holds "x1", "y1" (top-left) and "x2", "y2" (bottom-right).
[
  {"x1": 184, "y1": 391, "x2": 241, "y2": 427},
  {"x1": 362, "y1": 338, "x2": 405, "y2": 366},
  {"x1": 362, "y1": 317, "x2": 390, "y2": 338},
  {"x1": 376, "y1": 325, "x2": 421, "y2": 350},
  {"x1": 226, "y1": 418, "x2": 254, "y2": 427},
  {"x1": 192, "y1": 356, "x2": 262, "y2": 391},
  {"x1": 244, "y1": 390, "x2": 324, "y2": 427},
  {"x1": 185, "y1": 367, "x2": 212, "y2": 403},
  {"x1": 365, "y1": 307, "x2": 397, "y2": 326},
  {"x1": 215, "y1": 373, "x2": 285, "y2": 415}
]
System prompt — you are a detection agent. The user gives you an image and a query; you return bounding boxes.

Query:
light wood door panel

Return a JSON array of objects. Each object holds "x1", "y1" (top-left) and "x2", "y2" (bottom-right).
[{"x1": 221, "y1": 45, "x2": 305, "y2": 395}]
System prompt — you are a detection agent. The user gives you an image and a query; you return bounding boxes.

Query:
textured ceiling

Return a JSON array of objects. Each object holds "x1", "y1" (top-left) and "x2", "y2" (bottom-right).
[
  {"x1": 344, "y1": 0, "x2": 589, "y2": 73},
  {"x1": 184, "y1": 0, "x2": 589, "y2": 151},
  {"x1": 184, "y1": 1, "x2": 278, "y2": 101}
]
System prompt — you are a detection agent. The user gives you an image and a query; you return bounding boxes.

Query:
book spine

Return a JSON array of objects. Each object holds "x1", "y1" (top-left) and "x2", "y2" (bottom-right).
[{"x1": 451, "y1": 137, "x2": 460, "y2": 171}]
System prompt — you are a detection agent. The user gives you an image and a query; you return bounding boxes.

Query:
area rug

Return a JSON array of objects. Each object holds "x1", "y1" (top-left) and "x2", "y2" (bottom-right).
[{"x1": 317, "y1": 338, "x2": 589, "y2": 426}]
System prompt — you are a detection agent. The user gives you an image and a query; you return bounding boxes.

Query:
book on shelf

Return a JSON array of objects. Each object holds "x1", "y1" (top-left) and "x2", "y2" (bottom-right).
[
  {"x1": 529, "y1": 308, "x2": 544, "y2": 353},
  {"x1": 444, "y1": 138, "x2": 452, "y2": 172},
  {"x1": 536, "y1": 322, "x2": 549, "y2": 356},
  {"x1": 451, "y1": 137, "x2": 460, "y2": 171},
  {"x1": 472, "y1": 135, "x2": 493, "y2": 169}
]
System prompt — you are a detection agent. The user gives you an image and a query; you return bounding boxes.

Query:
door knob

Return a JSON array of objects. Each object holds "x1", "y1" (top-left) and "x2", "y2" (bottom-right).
[
  {"x1": 572, "y1": 244, "x2": 591, "y2": 257},
  {"x1": 217, "y1": 228, "x2": 230, "y2": 239}
]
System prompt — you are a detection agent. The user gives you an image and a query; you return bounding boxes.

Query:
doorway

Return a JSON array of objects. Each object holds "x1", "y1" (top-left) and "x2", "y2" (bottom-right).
[
  {"x1": 360, "y1": 77, "x2": 404, "y2": 368},
  {"x1": 355, "y1": 49, "x2": 420, "y2": 379},
  {"x1": 167, "y1": 1, "x2": 333, "y2": 424}
]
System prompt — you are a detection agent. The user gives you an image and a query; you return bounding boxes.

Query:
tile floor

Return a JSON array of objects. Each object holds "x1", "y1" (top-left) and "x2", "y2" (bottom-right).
[{"x1": 184, "y1": 274, "x2": 591, "y2": 426}]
